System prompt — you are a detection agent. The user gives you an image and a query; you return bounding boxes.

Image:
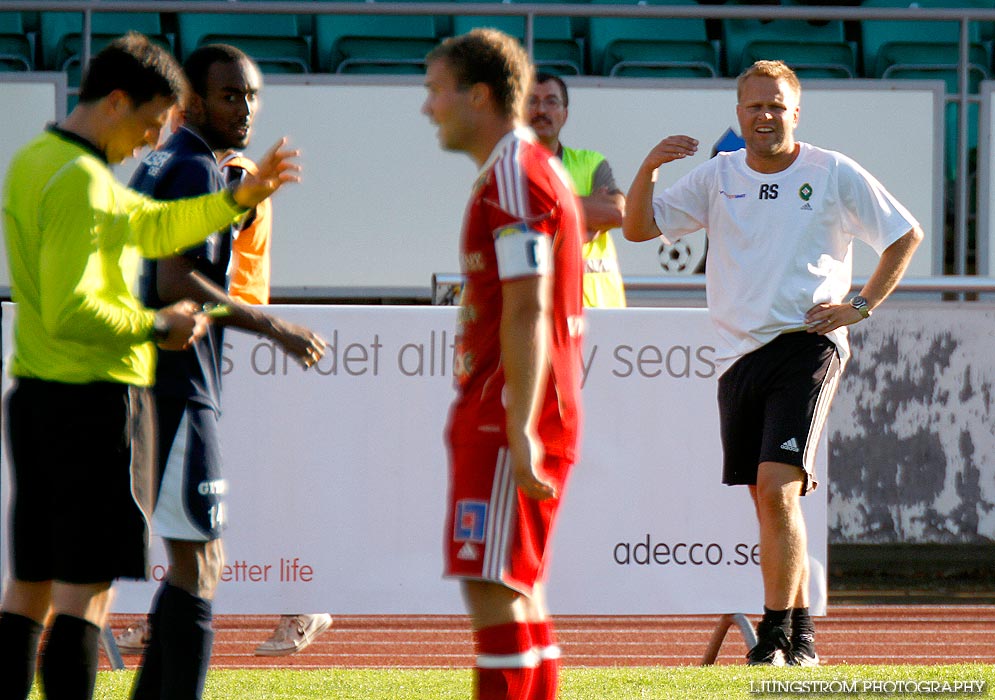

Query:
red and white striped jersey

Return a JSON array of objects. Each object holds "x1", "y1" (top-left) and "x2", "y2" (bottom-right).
[{"x1": 448, "y1": 127, "x2": 585, "y2": 461}]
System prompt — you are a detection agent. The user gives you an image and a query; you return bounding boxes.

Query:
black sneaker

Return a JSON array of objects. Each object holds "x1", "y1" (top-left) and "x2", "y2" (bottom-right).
[
  {"x1": 746, "y1": 622, "x2": 790, "y2": 666},
  {"x1": 788, "y1": 631, "x2": 820, "y2": 667}
]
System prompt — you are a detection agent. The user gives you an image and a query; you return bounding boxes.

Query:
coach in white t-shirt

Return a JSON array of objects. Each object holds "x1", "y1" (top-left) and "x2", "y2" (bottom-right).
[{"x1": 624, "y1": 60, "x2": 923, "y2": 668}]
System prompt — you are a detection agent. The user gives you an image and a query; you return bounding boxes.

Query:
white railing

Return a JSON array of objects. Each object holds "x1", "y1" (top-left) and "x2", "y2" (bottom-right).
[{"x1": 431, "y1": 273, "x2": 995, "y2": 305}]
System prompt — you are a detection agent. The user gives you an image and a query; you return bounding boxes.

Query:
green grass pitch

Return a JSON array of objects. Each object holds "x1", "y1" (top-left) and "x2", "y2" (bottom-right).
[{"x1": 33, "y1": 664, "x2": 995, "y2": 700}]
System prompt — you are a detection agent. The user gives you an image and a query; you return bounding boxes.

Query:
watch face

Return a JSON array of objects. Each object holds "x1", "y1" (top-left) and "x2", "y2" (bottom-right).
[{"x1": 850, "y1": 296, "x2": 870, "y2": 317}]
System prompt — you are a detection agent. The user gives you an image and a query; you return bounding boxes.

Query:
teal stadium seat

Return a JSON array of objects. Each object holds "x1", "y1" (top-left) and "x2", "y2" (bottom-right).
[
  {"x1": 860, "y1": 0, "x2": 991, "y2": 89},
  {"x1": 588, "y1": 0, "x2": 719, "y2": 77},
  {"x1": 452, "y1": 0, "x2": 584, "y2": 75},
  {"x1": 0, "y1": 13, "x2": 33, "y2": 71},
  {"x1": 860, "y1": 0, "x2": 991, "y2": 180},
  {"x1": 313, "y1": 0, "x2": 440, "y2": 74},
  {"x1": 722, "y1": 1, "x2": 855, "y2": 78},
  {"x1": 177, "y1": 0, "x2": 312, "y2": 73},
  {"x1": 40, "y1": 8, "x2": 170, "y2": 83}
]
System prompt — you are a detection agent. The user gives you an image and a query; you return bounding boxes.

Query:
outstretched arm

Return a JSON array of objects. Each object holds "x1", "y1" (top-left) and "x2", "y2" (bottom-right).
[{"x1": 156, "y1": 256, "x2": 326, "y2": 369}]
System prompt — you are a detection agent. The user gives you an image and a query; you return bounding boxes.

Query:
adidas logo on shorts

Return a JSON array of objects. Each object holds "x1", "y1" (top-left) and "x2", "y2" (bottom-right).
[
  {"x1": 458, "y1": 542, "x2": 480, "y2": 561},
  {"x1": 780, "y1": 437, "x2": 801, "y2": 453}
]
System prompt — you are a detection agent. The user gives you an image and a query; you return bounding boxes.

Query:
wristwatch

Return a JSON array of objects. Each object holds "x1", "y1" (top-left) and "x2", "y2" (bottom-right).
[
  {"x1": 849, "y1": 295, "x2": 871, "y2": 319},
  {"x1": 150, "y1": 314, "x2": 169, "y2": 343}
]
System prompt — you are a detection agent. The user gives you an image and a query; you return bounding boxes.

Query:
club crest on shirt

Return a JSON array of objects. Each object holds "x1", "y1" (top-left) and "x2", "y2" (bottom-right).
[{"x1": 799, "y1": 182, "x2": 814, "y2": 210}]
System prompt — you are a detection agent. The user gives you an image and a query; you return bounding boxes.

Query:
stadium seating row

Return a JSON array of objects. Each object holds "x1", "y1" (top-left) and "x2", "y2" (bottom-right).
[{"x1": 0, "y1": 0, "x2": 993, "y2": 90}]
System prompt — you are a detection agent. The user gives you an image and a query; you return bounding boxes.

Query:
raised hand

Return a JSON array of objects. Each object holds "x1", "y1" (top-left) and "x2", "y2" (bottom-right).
[
  {"x1": 642, "y1": 135, "x2": 699, "y2": 170},
  {"x1": 233, "y1": 138, "x2": 302, "y2": 209}
]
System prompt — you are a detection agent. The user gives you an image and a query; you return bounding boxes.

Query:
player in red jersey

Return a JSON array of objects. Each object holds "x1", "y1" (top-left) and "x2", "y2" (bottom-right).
[{"x1": 423, "y1": 29, "x2": 584, "y2": 700}]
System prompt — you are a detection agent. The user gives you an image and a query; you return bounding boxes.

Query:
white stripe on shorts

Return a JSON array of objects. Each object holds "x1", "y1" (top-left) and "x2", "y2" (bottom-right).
[
  {"x1": 126, "y1": 386, "x2": 152, "y2": 551},
  {"x1": 483, "y1": 447, "x2": 516, "y2": 582},
  {"x1": 802, "y1": 350, "x2": 843, "y2": 485},
  {"x1": 152, "y1": 411, "x2": 210, "y2": 541}
]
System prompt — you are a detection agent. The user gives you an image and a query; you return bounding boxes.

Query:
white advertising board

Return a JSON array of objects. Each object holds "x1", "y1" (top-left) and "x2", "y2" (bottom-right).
[
  {"x1": 248, "y1": 79, "x2": 940, "y2": 292},
  {"x1": 0, "y1": 77, "x2": 940, "y2": 295},
  {"x1": 0, "y1": 75, "x2": 65, "y2": 292},
  {"x1": 1, "y1": 305, "x2": 827, "y2": 615}
]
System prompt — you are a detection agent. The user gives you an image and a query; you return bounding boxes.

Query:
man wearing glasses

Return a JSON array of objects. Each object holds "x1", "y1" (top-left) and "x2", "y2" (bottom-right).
[{"x1": 527, "y1": 72, "x2": 627, "y2": 308}]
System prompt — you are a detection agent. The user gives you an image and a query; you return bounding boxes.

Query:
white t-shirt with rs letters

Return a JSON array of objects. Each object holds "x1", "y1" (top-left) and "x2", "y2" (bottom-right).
[{"x1": 652, "y1": 142, "x2": 919, "y2": 373}]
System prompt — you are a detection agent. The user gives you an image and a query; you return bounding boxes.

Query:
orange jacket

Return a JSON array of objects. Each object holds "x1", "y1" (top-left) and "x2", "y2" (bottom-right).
[{"x1": 220, "y1": 153, "x2": 272, "y2": 305}]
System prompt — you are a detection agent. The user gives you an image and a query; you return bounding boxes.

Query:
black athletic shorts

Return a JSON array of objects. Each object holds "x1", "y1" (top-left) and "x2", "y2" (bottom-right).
[
  {"x1": 6, "y1": 378, "x2": 156, "y2": 583},
  {"x1": 717, "y1": 331, "x2": 842, "y2": 494}
]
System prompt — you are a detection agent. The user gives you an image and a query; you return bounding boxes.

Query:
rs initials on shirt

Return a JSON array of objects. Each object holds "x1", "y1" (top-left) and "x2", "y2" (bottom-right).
[{"x1": 759, "y1": 183, "x2": 779, "y2": 200}]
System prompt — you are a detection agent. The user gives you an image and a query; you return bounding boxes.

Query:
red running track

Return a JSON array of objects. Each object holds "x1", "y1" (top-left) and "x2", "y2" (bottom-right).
[{"x1": 103, "y1": 605, "x2": 995, "y2": 669}]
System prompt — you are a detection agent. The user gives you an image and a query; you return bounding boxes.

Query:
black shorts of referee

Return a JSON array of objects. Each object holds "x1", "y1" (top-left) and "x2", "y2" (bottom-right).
[
  {"x1": 718, "y1": 331, "x2": 843, "y2": 495},
  {"x1": 5, "y1": 378, "x2": 156, "y2": 583}
]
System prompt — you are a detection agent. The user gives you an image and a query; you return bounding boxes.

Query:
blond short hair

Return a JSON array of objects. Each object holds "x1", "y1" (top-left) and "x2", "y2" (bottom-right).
[{"x1": 736, "y1": 60, "x2": 801, "y2": 102}]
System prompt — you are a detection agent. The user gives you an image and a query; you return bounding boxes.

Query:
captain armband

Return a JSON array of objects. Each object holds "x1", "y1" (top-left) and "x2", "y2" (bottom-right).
[{"x1": 494, "y1": 223, "x2": 551, "y2": 280}]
